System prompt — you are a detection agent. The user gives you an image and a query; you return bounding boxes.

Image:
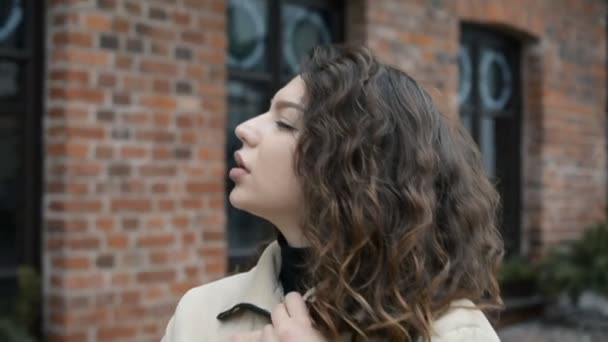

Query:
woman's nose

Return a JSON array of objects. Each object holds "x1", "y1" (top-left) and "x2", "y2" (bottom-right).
[{"x1": 235, "y1": 120, "x2": 256, "y2": 147}]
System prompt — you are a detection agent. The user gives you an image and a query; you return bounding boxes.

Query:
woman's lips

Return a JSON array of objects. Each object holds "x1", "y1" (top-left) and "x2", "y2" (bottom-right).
[{"x1": 229, "y1": 167, "x2": 248, "y2": 181}]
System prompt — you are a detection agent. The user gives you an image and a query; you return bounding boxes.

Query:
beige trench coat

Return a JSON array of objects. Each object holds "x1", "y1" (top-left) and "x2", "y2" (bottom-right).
[{"x1": 161, "y1": 242, "x2": 500, "y2": 342}]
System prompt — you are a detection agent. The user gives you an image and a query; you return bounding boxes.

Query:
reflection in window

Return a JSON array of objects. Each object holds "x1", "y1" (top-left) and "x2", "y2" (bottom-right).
[
  {"x1": 0, "y1": 0, "x2": 24, "y2": 49},
  {"x1": 479, "y1": 48, "x2": 512, "y2": 111},
  {"x1": 228, "y1": 0, "x2": 267, "y2": 72},
  {"x1": 282, "y1": 4, "x2": 332, "y2": 76}
]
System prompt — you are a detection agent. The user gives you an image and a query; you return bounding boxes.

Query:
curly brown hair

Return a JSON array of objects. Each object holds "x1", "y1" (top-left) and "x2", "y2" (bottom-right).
[{"x1": 293, "y1": 45, "x2": 504, "y2": 341}]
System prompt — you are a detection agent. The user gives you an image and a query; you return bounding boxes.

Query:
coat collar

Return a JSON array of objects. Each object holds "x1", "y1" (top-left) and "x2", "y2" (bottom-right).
[{"x1": 216, "y1": 241, "x2": 284, "y2": 321}]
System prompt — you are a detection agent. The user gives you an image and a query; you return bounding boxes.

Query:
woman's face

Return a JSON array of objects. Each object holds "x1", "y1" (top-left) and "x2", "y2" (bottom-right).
[{"x1": 229, "y1": 76, "x2": 306, "y2": 231}]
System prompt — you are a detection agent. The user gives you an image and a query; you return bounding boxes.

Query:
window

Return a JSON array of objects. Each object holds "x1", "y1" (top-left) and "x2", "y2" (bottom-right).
[
  {"x1": 0, "y1": 0, "x2": 42, "y2": 317},
  {"x1": 459, "y1": 24, "x2": 522, "y2": 256},
  {"x1": 226, "y1": 0, "x2": 343, "y2": 270}
]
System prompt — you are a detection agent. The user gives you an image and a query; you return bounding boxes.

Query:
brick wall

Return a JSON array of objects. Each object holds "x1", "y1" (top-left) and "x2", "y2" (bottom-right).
[
  {"x1": 360, "y1": 0, "x2": 607, "y2": 257},
  {"x1": 41, "y1": 0, "x2": 606, "y2": 340},
  {"x1": 44, "y1": 0, "x2": 226, "y2": 341}
]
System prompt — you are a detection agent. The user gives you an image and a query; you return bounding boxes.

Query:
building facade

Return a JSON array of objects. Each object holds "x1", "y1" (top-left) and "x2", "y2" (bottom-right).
[{"x1": 0, "y1": 0, "x2": 605, "y2": 340}]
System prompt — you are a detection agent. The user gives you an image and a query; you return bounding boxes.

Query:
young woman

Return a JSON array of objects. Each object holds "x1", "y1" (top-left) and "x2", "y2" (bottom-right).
[{"x1": 161, "y1": 45, "x2": 503, "y2": 342}]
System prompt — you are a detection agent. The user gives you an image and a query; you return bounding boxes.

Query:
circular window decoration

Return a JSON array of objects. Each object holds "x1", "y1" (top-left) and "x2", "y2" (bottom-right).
[
  {"x1": 0, "y1": 0, "x2": 22, "y2": 42},
  {"x1": 479, "y1": 48, "x2": 512, "y2": 111},
  {"x1": 458, "y1": 47, "x2": 472, "y2": 106},
  {"x1": 227, "y1": 0, "x2": 265, "y2": 70},
  {"x1": 283, "y1": 7, "x2": 331, "y2": 74}
]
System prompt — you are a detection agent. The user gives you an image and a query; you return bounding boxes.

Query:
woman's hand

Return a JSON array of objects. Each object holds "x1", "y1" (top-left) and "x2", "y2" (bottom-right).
[{"x1": 227, "y1": 292, "x2": 328, "y2": 342}]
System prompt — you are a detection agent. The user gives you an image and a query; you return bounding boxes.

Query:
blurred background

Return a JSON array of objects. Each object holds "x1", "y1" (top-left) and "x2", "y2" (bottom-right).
[{"x1": 0, "y1": 0, "x2": 606, "y2": 341}]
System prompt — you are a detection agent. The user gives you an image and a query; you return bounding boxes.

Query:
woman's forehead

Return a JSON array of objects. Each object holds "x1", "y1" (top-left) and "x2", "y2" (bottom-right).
[{"x1": 274, "y1": 76, "x2": 306, "y2": 103}]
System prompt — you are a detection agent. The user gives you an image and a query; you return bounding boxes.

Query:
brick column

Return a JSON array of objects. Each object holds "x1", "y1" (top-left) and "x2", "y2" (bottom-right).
[{"x1": 44, "y1": 0, "x2": 227, "y2": 341}]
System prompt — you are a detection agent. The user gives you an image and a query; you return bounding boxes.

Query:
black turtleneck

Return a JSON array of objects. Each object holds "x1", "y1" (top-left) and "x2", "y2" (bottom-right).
[{"x1": 277, "y1": 233, "x2": 309, "y2": 295}]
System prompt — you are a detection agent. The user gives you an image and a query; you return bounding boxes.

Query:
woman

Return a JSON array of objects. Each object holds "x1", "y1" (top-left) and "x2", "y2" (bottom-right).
[{"x1": 161, "y1": 45, "x2": 503, "y2": 341}]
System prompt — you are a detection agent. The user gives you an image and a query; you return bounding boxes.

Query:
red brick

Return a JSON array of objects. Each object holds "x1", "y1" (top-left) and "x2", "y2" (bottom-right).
[
  {"x1": 141, "y1": 59, "x2": 178, "y2": 75},
  {"x1": 112, "y1": 17, "x2": 130, "y2": 33},
  {"x1": 48, "y1": 200, "x2": 102, "y2": 213},
  {"x1": 124, "y1": 1, "x2": 143, "y2": 15},
  {"x1": 47, "y1": 142, "x2": 89, "y2": 158},
  {"x1": 150, "y1": 182, "x2": 169, "y2": 193},
  {"x1": 182, "y1": 231, "x2": 196, "y2": 245},
  {"x1": 48, "y1": 125, "x2": 105, "y2": 140},
  {"x1": 159, "y1": 200, "x2": 176, "y2": 211},
  {"x1": 52, "y1": 256, "x2": 91, "y2": 270},
  {"x1": 48, "y1": 106, "x2": 90, "y2": 121},
  {"x1": 173, "y1": 11, "x2": 192, "y2": 25},
  {"x1": 136, "y1": 129, "x2": 175, "y2": 142},
  {"x1": 49, "y1": 87, "x2": 105, "y2": 103},
  {"x1": 137, "y1": 234, "x2": 175, "y2": 247},
  {"x1": 205, "y1": 261, "x2": 225, "y2": 275},
  {"x1": 97, "y1": 325, "x2": 137, "y2": 341},
  {"x1": 110, "y1": 199, "x2": 152, "y2": 212},
  {"x1": 206, "y1": 32, "x2": 226, "y2": 49},
  {"x1": 171, "y1": 281, "x2": 198, "y2": 296},
  {"x1": 199, "y1": 246, "x2": 224, "y2": 258},
  {"x1": 172, "y1": 216, "x2": 190, "y2": 228},
  {"x1": 49, "y1": 69, "x2": 90, "y2": 84},
  {"x1": 84, "y1": 13, "x2": 111, "y2": 30},
  {"x1": 123, "y1": 75, "x2": 146, "y2": 91},
  {"x1": 153, "y1": 146, "x2": 171, "y2": 159},
  {"x1": 52, "y1": 31, "x2": 93, "y2": 47},
  {"x1": 51, "y1": 48, "x2": 112, "y2": 67},
  {"x1": 202, "y1": 230, "x2": 224, "y2": 242},
  {"x1": 111, "y1": 272, "x2": 132, "y2": 287},
  {"x1": 181, "y1": 30, "x2": 205, "y2": 44},
  {"x1": 186, "y1": 181, "x2": 222, "y2": 194},
  {"x1": 46, "y1": 181, "x2": 89, "y2": 195},
  {"x1": 53, "y1": 273, "x2": 104, "y2": 290},
  {"x1": 107, "y1": 234, "x2": 129, "y2": 249},
  {"x1": 47, "y1": 218, "x2": 88, "y2": 233},
  {"x1": 120, "y1": 145, "x2": 148, "y2": 158},
  {"x1": 114, "y1": 55, "x2": 132, "y2": 70},
  {"x1": 98, "y1": 72, "x2": 117, "y2": 87},
  {"x1": 139, "y1": 165, "x2": 177, "y2": 177},
  {"x1": 135, "y1": 23, "x2": 175, "y2": 40},
  {"x1": 95, "y1": 145, "x2": 114, "y2": 159},
  {"x1": 66, "y1": 237, "x2": 100, "y2": 249},
  {"x1": 181, "y1": 198, "x2": 203, "y2": 209},
  {"x1": 140, "y1": 95, "x2": 177, "y2": 109},
  {"x1": 95, "y1": 217, "x2": 115, "y2": 231},
  {"x1": 136, "y1": 270, "x2": 175, "y2": 283}
]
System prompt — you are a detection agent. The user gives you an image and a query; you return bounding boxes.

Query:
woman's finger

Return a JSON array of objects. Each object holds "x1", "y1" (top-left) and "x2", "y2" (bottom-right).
[
  {"x1": 271, "y1": 303, "x2": 290, "y2": 327},
  {"x1": 284, "y1": 292, "x2": 311, "y2": 325},
  {"x1": 225, "y1": 330, "x2": 262, "y2": 342},
  {"x1": 261, "y1": 324, "x2": 277, "y2": 342}
]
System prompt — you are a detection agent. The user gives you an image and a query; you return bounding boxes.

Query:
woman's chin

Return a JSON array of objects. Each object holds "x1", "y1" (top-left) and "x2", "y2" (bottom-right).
[{"x1": 228, "y1": 189, "x2": 251, "y2": 211}]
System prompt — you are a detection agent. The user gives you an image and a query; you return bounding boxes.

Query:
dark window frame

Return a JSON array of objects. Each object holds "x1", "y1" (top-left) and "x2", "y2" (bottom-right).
[
  {"x1": 460, "y1": 23, "x2": 522, "y2": 256},
  {"x1": 0, "y1": 0, "x2": 43, "y2": 332}
]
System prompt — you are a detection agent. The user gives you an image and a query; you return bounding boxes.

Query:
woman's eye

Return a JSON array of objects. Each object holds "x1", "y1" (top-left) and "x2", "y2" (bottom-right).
[{"x1": 275, "y1": 121, "x2": 295, "y2": 131}]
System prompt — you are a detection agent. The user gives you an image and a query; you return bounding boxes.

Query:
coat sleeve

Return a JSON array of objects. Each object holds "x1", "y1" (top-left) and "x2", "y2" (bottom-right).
[{"x1": 431, "y1": 326, "x2": 500, "y2": 342}]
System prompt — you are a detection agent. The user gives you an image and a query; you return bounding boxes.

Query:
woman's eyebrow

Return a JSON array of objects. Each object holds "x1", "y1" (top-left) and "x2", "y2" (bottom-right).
[{"x1": 271, "y1": 99, "x2": 305, "y2": 112}]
